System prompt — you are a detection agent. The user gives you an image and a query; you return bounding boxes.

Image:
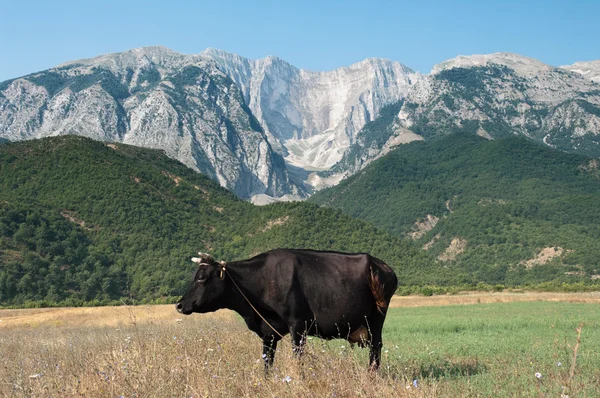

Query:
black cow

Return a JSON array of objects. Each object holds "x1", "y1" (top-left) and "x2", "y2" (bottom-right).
[{"x1": 176, "y1": 248, "x2": 398, "y2": 370}]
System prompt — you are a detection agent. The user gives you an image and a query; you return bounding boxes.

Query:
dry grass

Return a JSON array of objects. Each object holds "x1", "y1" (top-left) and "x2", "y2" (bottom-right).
[
  {"x1": 0, "y1": 308, "x2": 421, "y2": 397},
  {"x1": 2, "y1": 292, "x2": 599, "y2": 329},
  {"x1": 0, "y1": 305, "x2": 233, "y2": 329},
  {"x1": 389, "y1": 291, "x2": 600, "y2": 307}
]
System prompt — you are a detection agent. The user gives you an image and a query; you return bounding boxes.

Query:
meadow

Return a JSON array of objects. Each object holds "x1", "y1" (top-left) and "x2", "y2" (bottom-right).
[{"x1": 1, "y1": 293, "x2": 599, "y2": 397}]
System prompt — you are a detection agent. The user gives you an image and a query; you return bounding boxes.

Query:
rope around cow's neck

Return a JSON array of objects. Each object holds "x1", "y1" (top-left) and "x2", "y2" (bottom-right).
[{"x1": 221, "y1": 263, "x2": 285, "y2": 339}]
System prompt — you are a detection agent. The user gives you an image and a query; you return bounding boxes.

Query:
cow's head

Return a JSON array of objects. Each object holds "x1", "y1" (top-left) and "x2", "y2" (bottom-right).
[{"x1": 176, "y1": 253, "x2": 227, "y2": 315}]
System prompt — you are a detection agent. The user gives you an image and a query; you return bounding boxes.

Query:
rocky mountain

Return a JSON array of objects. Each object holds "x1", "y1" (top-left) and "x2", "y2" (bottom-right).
[
  {"x1": 0, "y1": 46, "x2": 301, "y2": 199},
  {"x1": 2, "y1": 48, "x2": 600, "y2": 199},
  {"x1": 403, "y1": 53, "x2": 600, "y2": 154},
  {"x1": 332, "y1": 53, "x2": 600, "y2": 179},
  {"x1": 201, "y1": 48, "x2": 420, "y2": 170},
  {"x1": 0, "y1": 47, "x2": 420, "y2": 201},
  {"x1": 318, "y1": 100, "x2": 423, "y2": 188}
]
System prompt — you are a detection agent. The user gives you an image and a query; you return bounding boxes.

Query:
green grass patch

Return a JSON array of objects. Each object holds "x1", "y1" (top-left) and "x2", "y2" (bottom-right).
[{"x1": 378, "y1": 301, "x2": 600, "y2": 396}]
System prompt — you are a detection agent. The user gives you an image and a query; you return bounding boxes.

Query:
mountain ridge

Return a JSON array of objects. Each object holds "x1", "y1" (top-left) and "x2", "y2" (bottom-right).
[
  {"x1": 0, "y1": 46, "x2": 422, "y2": 200},
  {"x1": 1, "y1": 46, "x2": 600, "y2": 200}
]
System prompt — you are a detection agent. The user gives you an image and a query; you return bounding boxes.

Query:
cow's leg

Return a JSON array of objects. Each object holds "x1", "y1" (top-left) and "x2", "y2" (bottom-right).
[
  {"x1": 367, "y1": 312, "x2": 387, "y2": 371},
  {"x1": 369, "y1": 331, "x2": 382, "y2": 370},
  {"x1": 262, "y1": 335, "x2": 279, "y2": 371}
]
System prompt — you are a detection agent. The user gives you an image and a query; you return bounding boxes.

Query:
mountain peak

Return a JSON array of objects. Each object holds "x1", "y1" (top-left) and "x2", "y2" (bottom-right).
[
  {"x1": 56, "y1": 45, "x2": 189, "y2": 72},
  {"x1": 201, "y1": 47, "x2": 239, "y2": 59},
  {"x1": 431, "y1": 52, "x2": 553, "y2": 76}
]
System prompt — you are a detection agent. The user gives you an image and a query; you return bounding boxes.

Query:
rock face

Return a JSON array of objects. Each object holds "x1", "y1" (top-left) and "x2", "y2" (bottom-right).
[
  {"x1": 320, "y1": 101, "x2": 424, "y2": 185},
  {"x1": 0, "y1": 46, "x2": 301, "y2": 199},
  {"x1": 201, "y1": 48, "x2": 421, "y2": 170},
  {"x1": 397, "y1": 53, "x2": 600, "y2": 157}
]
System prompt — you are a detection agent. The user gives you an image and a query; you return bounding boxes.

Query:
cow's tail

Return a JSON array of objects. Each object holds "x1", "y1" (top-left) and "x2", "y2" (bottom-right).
[{"x1": 369, "y1": 266, "x2": 388, "y2": 315}]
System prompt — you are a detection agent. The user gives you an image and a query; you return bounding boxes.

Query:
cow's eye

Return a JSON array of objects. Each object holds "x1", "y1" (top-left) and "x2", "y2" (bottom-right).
[{"x1": 197, "y1": 276, "x2": 208, "y2": 284}]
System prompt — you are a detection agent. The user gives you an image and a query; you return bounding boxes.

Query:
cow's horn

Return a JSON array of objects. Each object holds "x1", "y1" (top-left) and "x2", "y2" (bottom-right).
[{"x1": 197, "y1": 252, "x2": 214, "y2": 261}]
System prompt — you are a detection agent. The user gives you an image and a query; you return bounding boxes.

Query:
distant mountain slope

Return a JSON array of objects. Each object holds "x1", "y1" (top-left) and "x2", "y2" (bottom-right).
[
  {"x1": 0, "y1": 46, "x2": 421, "y2": 200},
  {"x1": 0, "y1": 136, "x2": 432, "y2": 305},
  {"x1": 0, "y1": 46, "x2": 301, "y2": 199},
  {"x1": 331, "y1": 54, "x2": 600, "y2": 182},
  {"x1": 399, "y1": 53, "x2": 600, "y2": 156},
  {"x1": 202, "y1": 48, "x2": 420, "y2": 170},
  {"x1": 311, "y1": 134, "x2": 600, "y2": 282}
]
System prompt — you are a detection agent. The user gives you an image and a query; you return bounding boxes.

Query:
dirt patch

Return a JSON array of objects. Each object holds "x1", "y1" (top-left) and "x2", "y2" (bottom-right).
[
  {"x1": 106, "y1": 143, "x2": 119, "y2": 150},
  {"x1": 522, "y1": 247, "x2": 570, "y2": 268},
  {"x1": 0, "y1": 249, "x2": 23, "y2": 262},
  {"x1": 61, "y1": 211, "x2": 98, "y2": 231},
  {"x1": 438, "y1": 237, "x2": 467, "y2": 261},
  {"x1": 162, "y1": 171, "x2": 182, "y2": 186},
  {"x1": 194, "y1": 185, "x2": 210, "y2": 198},
  {"x1": 565, "y1": 271, "x2": 586, "y2": 276},
  {"x1": 409, "y1": 214, "x2": 439, "y2": 240},
  {"x1": 445, "y1": 200, "x2": 454, "y2": 214},
  {"x1": 476, "y1": 127, "x2": 493, "y2": 140},
  {"x1": 260, "y1": 216, "x2": 289, "y2": 233},
  {"x1": 579, "y1": 159, "x2": 599, "y2": 178},
  {"x1": 423, "y1": 233, "x2": 441, "y2": 251},
  {"x1": 213, "y1": 206, "x2": 223, "y2": 213}
]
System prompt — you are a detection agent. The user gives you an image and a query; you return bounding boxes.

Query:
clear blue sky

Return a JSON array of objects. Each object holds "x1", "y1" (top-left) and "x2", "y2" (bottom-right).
[{"x1": 1, "y1": 0, "x2": 599, "y2": 81}]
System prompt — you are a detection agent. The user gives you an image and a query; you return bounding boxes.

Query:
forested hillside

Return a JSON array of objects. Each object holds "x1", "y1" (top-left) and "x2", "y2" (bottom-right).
[
  {"x1": 0, "y1": 136, "x2": 432, "y2": 306},
  {"x1": 2, "y1": 134, "x2": 599, "y2": 306},
  {"x1": 311, "y1": 133, "x2": 600, "y2": 286}
]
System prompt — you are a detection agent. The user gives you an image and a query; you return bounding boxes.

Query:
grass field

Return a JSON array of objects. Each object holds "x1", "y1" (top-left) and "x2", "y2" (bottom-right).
[{"x1": 0, "y1": 293, "x2": 598, "y2": 397}]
